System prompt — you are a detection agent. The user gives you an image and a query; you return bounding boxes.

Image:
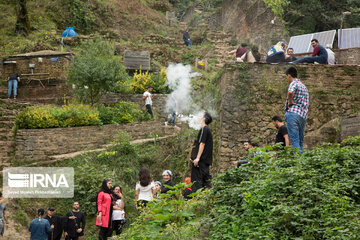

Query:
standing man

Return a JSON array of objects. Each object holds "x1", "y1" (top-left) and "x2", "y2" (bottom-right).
[
  {"x1": 29, "y1": 208, "x2": 52, "y2": 240},
  {"x1": 7, "y1": 73, "x2": 20, "y2": 99},
  {"x1": 45, "y1": 207, "x2": 63, "y2": 240},
  {"x1": 285, "y1": 48, "x2": 297, "y2": 62},
  {"x1": 293, "y1": 39, "x2": 328, "y2": 64},
  {"x1": 284, "y1": 67, "x2": 309, "y2": 151},
  {"x1": 272, "y1": 116, "x2": 290, "y2": 148},
  {"x1": 64, "y1": 202, "x2": 85, "y2": 240},
  {"x1": 143, "y1": 86, "x2": 155, "y2": 119},
  {"x1": 0, "y1": 192, "x2": 7, "y2": 238},
  {"x1": 191, "y1": 112, "x2": 213, "y2": 193}
]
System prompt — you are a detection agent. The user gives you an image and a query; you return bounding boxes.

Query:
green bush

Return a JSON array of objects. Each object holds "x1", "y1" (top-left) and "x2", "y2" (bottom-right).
[
  {"x1": 15, "y1": 104, "x2": 100, "y2": 129},
  {"x1": 97, "y1": 101, "x2": 151, "y2": 124},
  {"x1": 208, "y1": 140, "x2": 360, "y2": 239},
  {"x1": 130, "y1": 69, "x2": 169, "y2": 94},
  {"x1": 15, "y1": 106, "x2": 60, "y2": 129}
]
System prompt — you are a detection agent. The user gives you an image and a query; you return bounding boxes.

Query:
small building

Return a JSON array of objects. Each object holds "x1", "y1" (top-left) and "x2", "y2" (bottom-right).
[
  {"x1": 123, "y1": 50, "x2": 151, "y2": 71},
  {"x1": 1, "y1": 50, "x2": 73, "y2": 101}
]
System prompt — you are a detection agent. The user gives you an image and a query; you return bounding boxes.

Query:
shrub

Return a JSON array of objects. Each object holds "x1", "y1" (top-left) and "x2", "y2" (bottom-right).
[
  {"x1": 208, "y1": 141, "x2": 360, "y2": 239},
  {"x1": 15, "y1": 104, "x2": 100, "y2": 129},
  {"x1": 15, "y1": 106, "x2": 60, "y2": 129},
  {"x1": 130, "y1": 70, "x2": 154, "y2": 94},
  {"x1": 67, "y1": 36, "x2": 129, "y2": 105},
  {"x1": 98, "y1": 102, "x2": 150, "y2": 124},
  {"x1": 130, "y1": 69, "x2": 169, "y2": 94}
]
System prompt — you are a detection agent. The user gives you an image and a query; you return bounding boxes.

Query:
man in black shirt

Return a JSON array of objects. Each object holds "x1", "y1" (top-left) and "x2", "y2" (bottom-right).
[
  {"x1": 272, "y1": 116, "x2": 290, "y2": 148},
  {"x1": 191, "y1": 112, "x2": 213, "y2": 193},
  {"x1": 64, "y1": 202, "x2": 85, "y2": 240},
  {"x1": 45, "y1": 207, "x2": 63, "y2": 240}
]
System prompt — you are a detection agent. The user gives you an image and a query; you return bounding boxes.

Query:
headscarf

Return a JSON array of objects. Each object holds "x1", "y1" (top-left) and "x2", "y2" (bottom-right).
[
  {"x1": 100, "y1": 179, "x2": 112, "y2": 194},
  {"x1": 267, "y1": 41, "x2": 285, "y2": 56},
  {"x1": 162, "y1": 170, "x2": 173, "y2": 178},
  {"x1": 112, "y1": 185, "x2": 122, "y2": 200},
  {"x1": 154, "y1": 181, "x2": 162, "y2": 186}
]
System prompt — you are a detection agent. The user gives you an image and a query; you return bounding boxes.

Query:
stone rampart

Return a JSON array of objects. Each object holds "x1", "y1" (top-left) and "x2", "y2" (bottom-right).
[
  {"x1": 219, "y1": 63, "x2": 360, "y2": 170},
  {"x1": 15, "y1": 121, "x2": 165, "y2": 161}
]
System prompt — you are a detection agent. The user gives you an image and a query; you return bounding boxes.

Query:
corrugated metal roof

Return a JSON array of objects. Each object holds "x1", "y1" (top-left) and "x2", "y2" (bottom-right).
[
  {"x1": 288, "y1": 30, "x2": 336, "y2": 54},
  {"x1": 338, "y1": 28, "x2": 360, "y2": 49}
]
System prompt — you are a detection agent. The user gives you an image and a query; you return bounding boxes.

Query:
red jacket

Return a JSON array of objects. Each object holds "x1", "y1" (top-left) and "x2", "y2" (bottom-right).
[{"x1": 96, "y1": 191, "x2": 113, "y2": 228}]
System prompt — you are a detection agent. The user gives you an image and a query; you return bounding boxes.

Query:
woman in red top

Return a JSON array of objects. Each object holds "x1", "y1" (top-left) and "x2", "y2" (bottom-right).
[{"x1": 96, "y1": 179, "x2": 113, "y2": 240}]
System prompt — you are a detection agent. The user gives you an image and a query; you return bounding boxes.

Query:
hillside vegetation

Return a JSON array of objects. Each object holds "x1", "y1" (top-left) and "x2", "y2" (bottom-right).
[{"x1": 121, "y1": 137, "x2": 360, "y2": 239}]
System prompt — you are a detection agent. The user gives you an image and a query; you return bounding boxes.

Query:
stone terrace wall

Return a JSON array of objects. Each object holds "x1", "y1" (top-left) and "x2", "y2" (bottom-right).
[
  {"x1": 15, "y1": 121, "x2": 165, "y2": 161},
  {"x1": 219, "y1": 63, "x2": 360, "y2": 170}
]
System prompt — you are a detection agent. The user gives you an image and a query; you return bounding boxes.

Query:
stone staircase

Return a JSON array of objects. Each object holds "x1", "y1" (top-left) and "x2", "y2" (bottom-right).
[
  {"x1": 206, "y1": 31, "x2": 235, "y2": 68},
  {"x1": 0, "y1": 99, "x2": 30, "y2": 168}
]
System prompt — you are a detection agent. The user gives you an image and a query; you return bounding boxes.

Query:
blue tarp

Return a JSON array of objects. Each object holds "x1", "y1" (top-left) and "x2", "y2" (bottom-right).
[{"x1": 61, "y1": 27, "x2": 78, "y2": 37}]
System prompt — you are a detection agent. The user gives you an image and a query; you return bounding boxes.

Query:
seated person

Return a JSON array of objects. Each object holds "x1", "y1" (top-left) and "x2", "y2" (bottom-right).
[
  {"x1": 228, "y1": 43, "x2": 256, "y2": 63},
  {"x1": 326, "y1": 44, "x2": 335, "y2": 65},
  {"x1": 285, "y1": 48, "x2": 297, "y2": 62},
  {"x1": 266, "y1": 41, "x2": 286, "y2": 63},
  {"x1": 231, "y1": 140, "x2": 259, "y2": 168},
  {"x1": 292, "y1": 39, "x2": 328, "y2": 64}
]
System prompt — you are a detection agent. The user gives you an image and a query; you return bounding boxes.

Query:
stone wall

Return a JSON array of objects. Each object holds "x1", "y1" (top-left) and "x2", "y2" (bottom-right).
[
  {"x1": 15, "y1": 121, "x2": 166, "y2": 161},
  {"x1": 293, "y1": 47, "x2": 360, "y2": 65},
  {"x1": 219, "y1": 63, "x2": 360, "y2": 170},
  {"x1": 1, "y1": 54, "x2": 71, "y2": 100},
  {"x1": 209, "y1": 0, "x2": 287, "y2": 58}
]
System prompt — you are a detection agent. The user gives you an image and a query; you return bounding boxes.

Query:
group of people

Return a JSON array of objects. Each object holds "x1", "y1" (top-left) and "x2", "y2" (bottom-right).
[
  {"x1": 229, "y1": 39, "x2": 335, "y2": 65},
  {"x1": 232, "y1": 66, "x2": 309, "y2": 166},
  {"x1": 28, "y1": 202, "x2": 85, "y2": 240},
  {"x1": 95, "y1": 112, "x2": 214, "y2": 240},
  {"x1": 266, "y1": 39, "x2": 335, "y2": 64}
]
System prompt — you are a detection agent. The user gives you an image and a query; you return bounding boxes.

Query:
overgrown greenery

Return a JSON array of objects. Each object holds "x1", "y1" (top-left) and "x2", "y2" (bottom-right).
[
  {"x1": 15, "y1": 102, "x2": 150, "y2": 129},
  {"x1": 26, "y1": 129, "x2": 196, "y2": 238},
  {"x1": 130, "y1": 69, "x2": 169, "y2": 94},
  {"x1": 120, "y1": 136, "x2": 360, "y2": 239},
  {"x1": 67, "y1": 36, "x2": 130, "y2": 105},
  {"x1": 284, "y1": 0, "x2": 360, "y2": 35}
]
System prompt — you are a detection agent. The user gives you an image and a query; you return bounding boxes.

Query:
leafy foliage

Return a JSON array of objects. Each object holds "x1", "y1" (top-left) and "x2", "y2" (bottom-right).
[
  {"x1": 264, "y1": 0, "x2": 289, "y2": 17},
  {"x1": 119, "y1": 184, "x2": 208, "y2": 240},
  {"x1": 130, "y1": 69, "x2": 169, "y2": 94},
  {"x1": 67, "y1": 36, "x2": 129, "y2": 105},
  {"x1": 15, "y1": 102, "x2": 149, "y2": 129},
  {"x1": 15, "y1": 104, "x2": 100, "y2": 129},
  {"x1": 97, "y1": 101, "x2": 151, "y2": 124},
  {"x1": 284, "y1": 0, "x2": 360, "y2": 35},
  {"x1": 208, "y1": 139, "x2": 360, "y2": 239}
]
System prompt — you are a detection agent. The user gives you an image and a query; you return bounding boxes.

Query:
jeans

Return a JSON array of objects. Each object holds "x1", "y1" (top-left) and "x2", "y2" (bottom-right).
[
  {"x1": 285, "y1": 111, "x2": 306, "y2": 151},
  {"x1": 145, "y1": 104, "x2": 153, "y2": 118},
  {"x1": 292, "y1": 56, "x2": 328, "y2": 64},
  {"x1": 168, "y1": 112, "x2": 176, "y2": 125},
  {"x1": 8, "y1": 80, "x2": 18, "y2": 97}
]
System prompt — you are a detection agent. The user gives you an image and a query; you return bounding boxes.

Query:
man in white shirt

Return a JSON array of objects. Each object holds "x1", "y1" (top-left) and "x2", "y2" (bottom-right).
[
  {"x1": 326, "y1": 44, "x2": 335, "y2": 65},
  {"x1": 143, "y1": 86, "x2": 155, "y2": 118}
]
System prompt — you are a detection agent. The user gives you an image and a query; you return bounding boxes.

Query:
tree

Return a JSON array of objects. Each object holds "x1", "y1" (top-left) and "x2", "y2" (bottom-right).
[
  {"x1": 15, "y1": 0, "x2": 30, "y2": 36},
  {"x1": 67, "y1": 37, "x2": 129, "y2": 105}
]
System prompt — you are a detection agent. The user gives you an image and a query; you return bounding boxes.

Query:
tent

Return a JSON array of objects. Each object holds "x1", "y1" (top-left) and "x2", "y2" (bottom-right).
[{"x1": 61, "y1": 27, "x2": 78, "y2": 37}]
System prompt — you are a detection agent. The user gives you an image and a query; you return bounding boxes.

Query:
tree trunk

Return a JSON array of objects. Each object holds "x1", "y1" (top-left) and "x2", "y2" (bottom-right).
[{"x1": 15, "y1": 0, "x2": 30, "y2": 36}]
